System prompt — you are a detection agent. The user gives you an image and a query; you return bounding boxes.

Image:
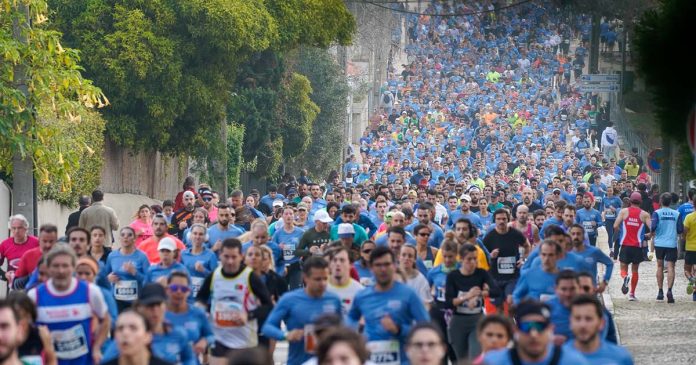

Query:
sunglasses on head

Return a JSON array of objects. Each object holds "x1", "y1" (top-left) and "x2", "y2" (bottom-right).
[
  {"x1": 518, "y1": 320, "x2": 550, "y2": 334},
  {"x1": 168, "y1": 284, "x2": 190, "y2": 293}
]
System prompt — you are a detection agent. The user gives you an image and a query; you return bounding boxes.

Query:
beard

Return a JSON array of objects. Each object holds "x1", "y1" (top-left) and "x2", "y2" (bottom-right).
[{"x1": 0, "y1": 347, "x2": 14, "y2": 364}]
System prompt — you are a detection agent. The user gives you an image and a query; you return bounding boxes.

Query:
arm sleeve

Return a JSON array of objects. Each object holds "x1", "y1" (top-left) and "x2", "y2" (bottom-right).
[
  {"x1": 248, "y1": 272, "x2": 273, "y2": 321},
  {"x1": 261, "y1": 298, "x2": 289, "y2": 340}
]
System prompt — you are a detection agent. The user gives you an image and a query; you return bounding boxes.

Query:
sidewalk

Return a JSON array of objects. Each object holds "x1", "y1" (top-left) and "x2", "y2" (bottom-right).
[{"x1": 598, "y1": 229, "x2": 696, "y2": 364}]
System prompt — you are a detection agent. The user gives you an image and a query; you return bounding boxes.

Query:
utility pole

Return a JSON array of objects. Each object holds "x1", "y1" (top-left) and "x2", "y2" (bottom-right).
[{"x1": 12, "y1": 2, "x2": 37, "y2": 234}]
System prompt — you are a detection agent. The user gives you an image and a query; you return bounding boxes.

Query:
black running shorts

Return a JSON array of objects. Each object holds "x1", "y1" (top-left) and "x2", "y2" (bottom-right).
[
  {"x1": 619, "y1": 246, "x2": 644, "y2": 265},
  {"x1": 655, "y1": 247, "x2": 677, "y2": 263}
]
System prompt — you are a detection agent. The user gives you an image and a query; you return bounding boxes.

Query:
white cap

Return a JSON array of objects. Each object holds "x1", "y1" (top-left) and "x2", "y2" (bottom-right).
[
  {"x1": 460, "y1": 194, "x2": 472, "y2": 202},
  {"x1": 183, "y1": 191, "x2": 195, "y2": 199},
  {"x1": 272, "y1": 199, "x2": 284, "y2": 208},
  {"x1": 158, "y1": 237, "x2": 176, "y2": 251},
  {"x1": 314, "y1": 210, "x2": 334, "y2": 224},
  {"x1": 338, "y1": 223, "x2": 355, "y2": 236}
]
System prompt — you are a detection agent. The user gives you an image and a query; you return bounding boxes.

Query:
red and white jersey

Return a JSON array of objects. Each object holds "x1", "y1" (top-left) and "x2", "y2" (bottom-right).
[{"x1": 620, "y1": 207, "x2": 644, "y2": 248}]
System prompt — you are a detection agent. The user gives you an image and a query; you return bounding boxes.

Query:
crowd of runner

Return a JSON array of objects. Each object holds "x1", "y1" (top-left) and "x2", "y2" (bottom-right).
[{"x1": 0, "y1": 1, "x2": 693, "y2": 365}]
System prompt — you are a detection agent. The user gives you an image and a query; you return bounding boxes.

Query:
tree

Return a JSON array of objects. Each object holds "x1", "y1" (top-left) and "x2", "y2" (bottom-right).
[
  {"x1": 633, "y1": 0, "x2": 696, "y2": 174},
  {"x1": 290, "y1": 47, "x2": 350, "y2": 180},
  {"x1": 1, "y1": 0, "x2": 108, "y2": 207}
]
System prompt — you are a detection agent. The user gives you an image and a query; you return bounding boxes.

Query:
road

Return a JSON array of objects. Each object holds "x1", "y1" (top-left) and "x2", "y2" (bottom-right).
[{"x1": 598, "y1": 230, "x2": 696, "y2": 365}]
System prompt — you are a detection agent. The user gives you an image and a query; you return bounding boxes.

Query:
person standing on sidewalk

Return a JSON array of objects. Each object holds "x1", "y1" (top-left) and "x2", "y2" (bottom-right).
[
  {"x1": 651, "y1": 193, "x2": 681, "y2": 303},
  {"x1": 614, "y1": 192, "x2": 652, "y2": 301},
  {"x1": 79, "y1": 189, "x2": 119, "y2": 246},
  {"x1": 564, "y1": 295, "x2": 634, "y2": 365}
]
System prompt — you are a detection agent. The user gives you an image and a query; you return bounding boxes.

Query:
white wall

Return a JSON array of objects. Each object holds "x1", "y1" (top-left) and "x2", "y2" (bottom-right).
[
  {"x1": 0, "y1": 180, "x2": 10, "y2": 241},
  {"x1": 38, "y1": 193, "x2": 162, "y2": 236}
]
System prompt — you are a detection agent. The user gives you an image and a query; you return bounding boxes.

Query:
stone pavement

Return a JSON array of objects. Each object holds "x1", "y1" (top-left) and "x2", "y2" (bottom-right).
[{"x1": 598, "y1": 229, "x2": 696, "y2": 365}]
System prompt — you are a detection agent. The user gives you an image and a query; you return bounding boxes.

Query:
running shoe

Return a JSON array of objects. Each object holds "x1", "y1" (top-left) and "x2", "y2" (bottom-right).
[
  {"x1": 621, "y1": 276, "x2": 630, "y2": 295},
  {"x1": 628, "y1": 294, "x2": 637, "y2": 301},
  {"x1": 687, "y1": 278, "x2": 694, "y2": 295},
  {"x1": 667, "y1": 290, "x2": 674, "y2": 304},
  {"x1": 656, "y1": 289, "x2": 664, "y2": 301}
]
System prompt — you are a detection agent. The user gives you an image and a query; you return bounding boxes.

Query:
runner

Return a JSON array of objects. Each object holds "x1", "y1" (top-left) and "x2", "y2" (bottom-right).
[
  {"x1": 262, "y1": 257, "x2": 342, "y2": 365},
  {"x1": 1, "y1": 215, "x2": 39, "y2": 283},
  {"x1": 575, "y1": 193, "x2": 603, "y2": 247},
  {"x1": 445, "y1": 244, "x2": 499, "y2": 360},
  {"x1": 143, "y1": 238, "x2": 190, "y2": 285},
  {"x1": 195, "y1": 239, "x2": 272, "y2": 364},
  {"x1": 483, "y1": 209, "x2": 530, "y2": 310},
  {"x1": 564, "y1": 295, "x2": 634, "y2": 364},
  {"x1": 66, "y1": 227, "x2": 90, "y2": 259},
  {"x1": 603, "y1": 187, "x2": 623, "y2": 258},
  {"x1": 296, "y1": 210, "x2": 334, "y2": 259},
  {"x1": 681, "y1": 202, "x2": 696, "y2": 300},
  {"x1": 446, "y1": 195, "x2": 482, "y2": 232},
  {"x1": 546, "y1": 270, "x2": 578, "y2": 344},
  {"x1": 347, "y1": 246, "x2": 429, "y2": 365},
  {"x1": 425, "y1": 240, "x2": 458, "y2": 364},
  {"x1": 569, "y1": 224, "x2": 613, "y2": 290},
  {"x1": 138, "y1": 215, "x2": 186, "y2": 264},
  {"x1": 513, "y1": 240, "x2": 561, "y2": 303},
  {"x1": 102, "y1": 310, "x2": 173, "y2": 365},
  {"x1": 404, "y1": 323, "x2": 447, "y2": 365},
  {"x1": 511, "y1": 205, "x2": 540, "y2": 246},
  {"x1": 180, "y1": 223, "x2": 218, "y2": 298},
  {"x1": 398, "y1": 245, "x2": 433, "y2": 307},
  {"x1": 12, "y1": 224, "x2": 58, "y2": 290},
  {"x1": 651, "y1": 193, "x2": 680, "y2": 303},
  {"x1": 165, "y1": 272, "x2": 214, "y2": 363},
  {"x1": 576, "y1": 272, "x2": 617, "y2": 344},
  {"x1": 406, "y1": 203, "x2": 444, "y2": 249},
  {"x1": 412, "y1": 224, "x2": 437, "y2": 276},
  {"x1": 473, "y1": 315, "x2": 514, "y2": 365},
  {"x1": 28, "y1": 246, "x2": 111, "y2": 365},
  {"x1": 100, "y1": 226, "x2": 150, "y2": 311},
  {"x1": 483, "y1": 300, "x2": 589, "y2": 365},
  {"x1": 273, "y1": 206, "x2": 310, "y2": 290},
  {"x1": 614, "y1": 192, "x2": 651, "y2": 301},
  {"x1": 0, "y1": 299, "x2": 31, "y2": 365},
  {"x1": 353, "y1": 240, "x2": 376, "y2": 286},
  {"x1": 207, "y1": 204, "x2": 245, "y2": 252},
  {"x1": 326, "y1": 246, "x2": 364, "y2": 318}
]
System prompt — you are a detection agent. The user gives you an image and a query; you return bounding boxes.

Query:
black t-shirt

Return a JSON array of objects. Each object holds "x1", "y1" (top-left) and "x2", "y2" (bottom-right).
[
  {"x1": 297, "y1": 229, "x2": 331, "y2": 259},
  {"x1": 483, "y1": 228, "x2": 527, "y2": 281},
  {"x1": 445, "y1": 268, "x2": 500, "y2": 314},
  {"x1": 103, "y1": 356, "x2": 174, "y2": 365}
]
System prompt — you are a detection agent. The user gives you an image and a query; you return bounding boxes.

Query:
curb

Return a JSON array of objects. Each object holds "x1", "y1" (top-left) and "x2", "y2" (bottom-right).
[{"x1": 601, "y1": 290, "x2": 621, "y2": 345}]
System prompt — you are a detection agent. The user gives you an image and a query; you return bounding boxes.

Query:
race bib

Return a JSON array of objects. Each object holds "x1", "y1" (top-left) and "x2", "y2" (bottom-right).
[
  {"x1": 191, "y1": 276, "x2": 205, "y2": 297},
  {"x1": 367, "y1": 340, "x2": 400, "y2": 365},
  {"x1": 435, "y1": 286, "x2": 446, "y2": 302},
  {"x1": 582, "y1": 221, "x2": 595, "y2": 233},
  {"x1": 360, "y1": 277, "x2": 375, "y2": 286},
  {"x1": 423, "y1": 260, "x2": 433, "y2": 270},
  {"x1": 214, "y1": 300, "x2": 244, "y2": 327},
  {"x1": 283, "y1": 244, "x2": 296, "y2": 261},
  {"x1": 114, "y1": 280, "x2": 138, "y2": 301},
  {"x1": 456, "y1": 291, "x2": 483, "y2": 314},
  {"x1": 605, "y1": 211, "x2": 616, "y2": 219},
  {"x1": 497, "y1": 256, "x2": 516, "y2": 274},
  {"x1": 540, "y1": 294, "x2": 554, "y2": 302},
  {"x1": 20, "y1": 356, "x2": 43, "y2": 365},
  {"x1": 52, "y1": 325, "x2": 88, "y2": 360}
]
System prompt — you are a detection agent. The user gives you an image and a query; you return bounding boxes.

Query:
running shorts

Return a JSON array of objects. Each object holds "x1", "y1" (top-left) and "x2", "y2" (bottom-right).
[
  {"x1": 491, "y1": 279, "x2": 517, "y2": 305},
  {"x1": 655, "y1": 247, "x2": 677, "y2": 263},
  {"x1": 685, "y1": 250, "x2": 696, "y2": 265},
  {"x1": 619, "y1": 246, "x2": 644, "y2": 265}
]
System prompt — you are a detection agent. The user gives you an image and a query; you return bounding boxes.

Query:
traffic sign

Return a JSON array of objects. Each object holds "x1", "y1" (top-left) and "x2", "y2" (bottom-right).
[
  {"x1": 580, "y1": 74, "x2": 620, "y2": 83},
  {"x1": 579, "y1": 83, "x2": 620, "y2": 93},
  {"x1": 647, "y1": 148, "x2": 663, "y2": 173}
]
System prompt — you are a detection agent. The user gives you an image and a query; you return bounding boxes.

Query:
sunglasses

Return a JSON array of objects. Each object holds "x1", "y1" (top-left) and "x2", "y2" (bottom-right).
[
  {"x1": 362, "y1": 249, "x2": 373, "y2": 254},
  {"x1": 202, "y1": 197, "x2": 212, "y2": 202},
  {"x1": 518, "y1": 320, "x2": 550, "y2": 334},
  {"x1": 580, "y1": 285, "x2": 593, "y2": 292},
  {"x1": 417, "y1": 232, "x2": 430, "y2": 237},
  {"x1": 168, "y1": 284, "x2": 190, "y2": 293}
]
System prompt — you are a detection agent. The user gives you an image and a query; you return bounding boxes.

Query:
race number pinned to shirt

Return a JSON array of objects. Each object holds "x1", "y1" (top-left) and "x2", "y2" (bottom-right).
[
  {"x1": 213, "y1": 300, "x2": 244, "y2": 327},
  {"x1": 423, "y1": 260, "x2": 433, "y2": 270},
  {"x1": 497, "y1": 256, "x2": 516, "y2": 274},
  {"x1": 191, "y1": 276, "x2": 205, "y2": 297},
  {"x1": 283, "y1": 244, "x2": 296, "y2": 261},
  {"x1": 114, "y1": 280, "x2": 138, "y2": 301},
  {"x1": 367, "y1": 340, "x2": 400, "y2": 365},
  {"x1": 52, "y1": 325, "x2": 89, "y2": 359},
  {"x1": 435, "y1": 286, "x2": 446, "y2": 302},
  {"x1": 583, "y1": 221, "x2": 595, "y2": 234}
]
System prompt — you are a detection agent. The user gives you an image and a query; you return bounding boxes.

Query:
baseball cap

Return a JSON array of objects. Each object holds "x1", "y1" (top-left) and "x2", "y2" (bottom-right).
[
  {"x1": 272, "y1": 199, "x2": 284, "y2": 208},
  {"x1": 552, "y1": 188, "x2": 561, "y2": 193},
  {"x1": 287, "y1": 188, "x2": 298, "y2": 195},
  {"x1": 338, "y1": 223, "x2": 355, "y2": 237},
  {"x1": 200, "y1": 189, "x2": 213, "y2": 198},
  {"x1": 138, "y1": 283, "x2": 167, "y2": 305},
  {"x1": 183, "y1": 191, "x2": 195, "y2": 199},
  {"x1": 297, "y1": 203, "x2": 309, "y2": 211},
  {"x1": 630, "y1": 192, "x2": 642, "y2": 204},
  {"x1": 158, "y1": 237, "x2": 176, "y2": 251},
  {"x1": 313, "y1": 210, "x2": 334, "y2": 224},
  {"x1": 460, "y1": 194, "x2": 472, "y2": 202}
]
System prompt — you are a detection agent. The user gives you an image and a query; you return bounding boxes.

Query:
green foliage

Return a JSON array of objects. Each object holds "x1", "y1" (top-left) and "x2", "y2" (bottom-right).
[
  {"x1": 226, "y1": 123, "x2": 245, "y2": 190},
  {"x1": 634, "y1": 0, "x2": 696, "y2": 174},
  {"x1": 37, "y1": 108, "x2": 105, "y2": 206},
  {"x1": 47, "y1": 0, "x2": 277, "y2": 158},
  {"x1": 0, "y1": 0, "x2": 107, "y2": 203},
  {"x1": 264, "y1": 0, "x2": 355, "y2": 49},
  {"x1": 278, "y1": 72, "x2": 319, "y2": 158},
  {"x1": 291, "y1": 47, "x2": 349, "y2": 180}
]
